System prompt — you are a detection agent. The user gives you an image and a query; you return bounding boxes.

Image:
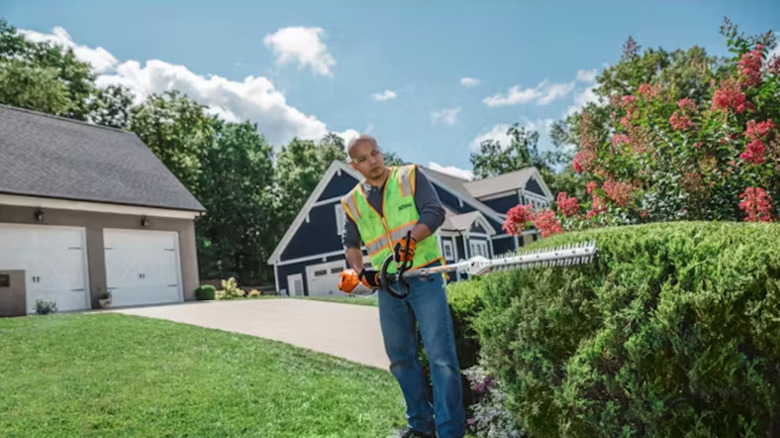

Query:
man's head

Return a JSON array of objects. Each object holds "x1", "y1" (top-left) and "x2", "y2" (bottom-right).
[{"x1": 348, "y1": 134, "x2": 387, "y2": 182}]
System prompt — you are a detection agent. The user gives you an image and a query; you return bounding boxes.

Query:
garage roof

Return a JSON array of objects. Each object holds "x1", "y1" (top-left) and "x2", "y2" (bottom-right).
[{"x1": 0, "y1": 104, "x2": 205, "y2": 212}]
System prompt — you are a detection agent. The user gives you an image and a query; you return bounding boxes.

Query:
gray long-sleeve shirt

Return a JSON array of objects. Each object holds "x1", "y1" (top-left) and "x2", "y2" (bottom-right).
[{"x1": 342, "y1": 166, "x2": 445, "y2": 249}]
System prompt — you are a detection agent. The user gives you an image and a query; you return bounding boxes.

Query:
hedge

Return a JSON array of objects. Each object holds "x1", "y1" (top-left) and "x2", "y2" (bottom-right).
[
  {"x1": 195, "y1": 285, "x2": 216, "y2": 300},
  {"x1": 473, "y1": 221, "x2": 780, "y2": 437}
]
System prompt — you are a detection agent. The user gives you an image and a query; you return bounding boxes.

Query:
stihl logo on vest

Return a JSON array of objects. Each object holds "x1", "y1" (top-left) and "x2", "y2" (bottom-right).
[{"x1": 398, "y1": 203, "x2": 413, "y2": 211}]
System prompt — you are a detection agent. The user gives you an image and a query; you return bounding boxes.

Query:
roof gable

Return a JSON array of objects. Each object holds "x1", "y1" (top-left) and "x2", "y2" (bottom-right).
[
  {"x1": 267, "y1": 160, "x2": 361, "y2": 264},
  {"x1": 463, "y1": 167, "x2": 549, "y2": 199},
  {"x1": 0, "y1": 105, "x2": 204, "y2": 212}
]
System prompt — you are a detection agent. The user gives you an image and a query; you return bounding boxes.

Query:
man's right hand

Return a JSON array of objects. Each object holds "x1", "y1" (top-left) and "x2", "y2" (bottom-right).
[{"x1": 359, "y1": 268, "x2": 381, "y2": 289}]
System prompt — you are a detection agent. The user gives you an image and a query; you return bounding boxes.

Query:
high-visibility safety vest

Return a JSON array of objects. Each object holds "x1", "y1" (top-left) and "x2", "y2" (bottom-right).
[{"x1": 341, "y1": 165, "x2": 444, "y2": 274}]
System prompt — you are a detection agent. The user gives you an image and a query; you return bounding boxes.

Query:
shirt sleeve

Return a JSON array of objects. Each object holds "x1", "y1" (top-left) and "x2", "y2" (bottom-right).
[
  {"x1": 342, "y1": 211, "x2": 362, "y2": 249},
  {"x1": 413, "y1": 167, "x2": 446, "y2": 232}
]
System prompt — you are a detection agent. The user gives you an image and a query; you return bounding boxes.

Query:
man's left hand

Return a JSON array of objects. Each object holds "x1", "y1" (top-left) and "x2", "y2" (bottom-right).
[{"x1": 393, "y1": 236, "x2": 416, "y2": 263}]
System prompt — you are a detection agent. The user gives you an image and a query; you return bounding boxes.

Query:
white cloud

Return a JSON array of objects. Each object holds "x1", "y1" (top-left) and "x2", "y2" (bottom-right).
[
  {"x1": 565, "y1": 84, "x2": 602, "y2": 117},
  {"x1": 18, "y1": 26, "x2": 118, "y2": 73},
  {"x1": 483, "y1": 67, "x2": 598, "y2": 107},
  {"x1": 575, "y1": 68, "x2": 598, "y2": 83},
  {"x1": 428, "y1": 162, "x2": 474, "y2": 180},
  {"x1": 431, "y1": 107, "x2": 461, "y2": 126},
  {"x1": 372, "y1": 90, "x2": 397, "y2": 101},
  {"x1": 460, "y1": 77, "x2": 480, "y2": 87},
  {"x1": 521, "y1": 116, "x2": 555, "y2": 134},
  {"x1": 23, "y1": 25, "x2": 335, "y2": 145},
  {"x1": 263, "y1": 27, "x2": 335, "y2": 76},
  {"x1": 471, "y1": 123, "x2": 513, "y2": 150},
  {"x1": 335, "y1": 129, "x2": 361, "y2": 149},
  {"x1": 483, "y1": 82, "x2": 545, "y2": 107}
]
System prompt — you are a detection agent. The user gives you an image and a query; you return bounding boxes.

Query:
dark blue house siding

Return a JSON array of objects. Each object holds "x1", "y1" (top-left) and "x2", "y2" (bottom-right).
[
  {"x1": 434, "y1": 186, "x2": 474, "y2": 214},
  {"x1": 526, "y1": 177, "x2": 546, "y2": 197},
  {"x1": 491, "y1": 236, "x2": 517, "y2": 257},
  {"x1": 318, "y1": 172, "x2": 359, "y2": 201},
  {"x1": 280, "y1": 202, "x2": 342, "y2": 261},
  {"x1": 470, "y1": 222, "x2": 486, "y2": 234},
  {"x1": 276, "y1": 253, "x2": 348, "y2": 295},
  {"x1": 482, "y1": 194, "x2": 519, "y2": 215}
]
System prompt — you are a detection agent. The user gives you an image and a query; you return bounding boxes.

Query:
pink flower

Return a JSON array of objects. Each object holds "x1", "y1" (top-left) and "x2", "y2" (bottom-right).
[
  {"x1": 502, "y1": 204, "x2": 535, "y2": 235},
  {"x1": 586, "y1": 181, "x2": 598, "y2": 194},
  {"x1": 740, "y1": 139, "x2": 766, "y2": 164},
  {"x1": 621, "y1": 95, "x2": 637, "y2": 107},
  {"x1": 531, "y1": 209, "x2": 564, "y2": 237},
  {"x1": 745, "y1": 119, "x2": 775, "y2": 141},
  {"x1": 603, "y1": 180, "x2": 635, "y2": 207},
  {"x1": 712, "y1": 79, "x2": 747, "y2": 114},
  {"x1": 587, "y1": 195, "x2": 606, "y2": 218},
  {"x1": 670, "y1": 111, "x2": 694, "y2": 131},
  {"x1": 611, "y1": 133, "x2": 630, "y2": 146},
  {"x1": 638, "y1": 83, "x2": 655, "y2": 98},
  {"x1": 739, "y1": 187, "x2": 773, "y2": 222},
  {"x1": 573, "y1": 150, "x2": 596, "y2": 173},
  {"x1": 738, "y1": 46, "x2": 763, "y2": 88},
  {"x1": 677, "y1": 97, "x2": 696, "y2": 113},
  {"x1": 556, "y1": 192, "x2": 580, "y2": 217}
]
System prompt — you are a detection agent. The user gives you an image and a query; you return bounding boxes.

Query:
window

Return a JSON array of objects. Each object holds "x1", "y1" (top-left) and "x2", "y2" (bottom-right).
[
  {"x1": 335, "y1": 203, "x2": 346, "y2": 236},
  {"x1": 469, "y1": 240, "x2": 489, "y2": 258},
  {"x1": 442, "y1": 240, "x2": 454, "y2": 261}
]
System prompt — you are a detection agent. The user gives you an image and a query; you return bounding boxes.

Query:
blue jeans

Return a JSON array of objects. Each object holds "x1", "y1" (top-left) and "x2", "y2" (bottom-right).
[{"x1": 377, "y1": 271, "x2": 465, "y2": 438}]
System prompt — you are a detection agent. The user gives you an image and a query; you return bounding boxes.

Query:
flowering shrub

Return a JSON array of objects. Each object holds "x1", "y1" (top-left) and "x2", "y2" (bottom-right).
[
  {"x1": 504, "y1": 20, "x2": 779, "y2": 236},
  {"x1": 462, "y1": 366, "x2": 526, "y2": 438}
]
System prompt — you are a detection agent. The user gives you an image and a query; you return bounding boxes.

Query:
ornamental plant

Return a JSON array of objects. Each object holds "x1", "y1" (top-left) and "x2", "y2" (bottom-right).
[{"x1": 505, "y1": 20, "x2": 780, "y2": 236}]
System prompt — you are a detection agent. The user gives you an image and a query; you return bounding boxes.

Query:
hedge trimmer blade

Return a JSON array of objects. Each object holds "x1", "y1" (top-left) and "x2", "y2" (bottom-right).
[{"x1": 376, "y1": 238, "x2": 598, "y2": 298}]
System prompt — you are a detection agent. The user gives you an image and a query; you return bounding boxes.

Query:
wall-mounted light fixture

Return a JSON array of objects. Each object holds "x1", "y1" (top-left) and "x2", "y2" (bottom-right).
[
  {"x1": 140, "y1": 216, "x2": 150, "y2": 227},
  {"x1": 34, "y1": 208, "x2": 44, "y2": 222}
]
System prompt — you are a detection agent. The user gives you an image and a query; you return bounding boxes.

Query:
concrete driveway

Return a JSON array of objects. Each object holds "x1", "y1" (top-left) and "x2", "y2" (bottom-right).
[{"x1": 112, "y1": 298, "x2": 391, "y2": 370}]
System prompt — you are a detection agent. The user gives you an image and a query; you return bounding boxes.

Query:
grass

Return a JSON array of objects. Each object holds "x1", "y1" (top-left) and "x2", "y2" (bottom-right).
[{"x1": 0, "y1": 312, "x2": 407, "y2": 437}]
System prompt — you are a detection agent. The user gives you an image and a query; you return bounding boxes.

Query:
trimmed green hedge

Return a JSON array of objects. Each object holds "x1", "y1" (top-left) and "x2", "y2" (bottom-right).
[
  {"x1": 473, "y1": 221, "x2": 780, "y2": 437},
  {"x1": 195, "y1": 285, "x2": 216, "y2": 300}
]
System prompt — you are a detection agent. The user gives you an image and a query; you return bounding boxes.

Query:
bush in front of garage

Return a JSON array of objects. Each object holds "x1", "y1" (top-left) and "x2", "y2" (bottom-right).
[
  {"x1": 215, "y1": 277, "x2": 244, "y2": 300},
  {"x1": 195, "y1": 285, "x2": 215, "y2": 300}
]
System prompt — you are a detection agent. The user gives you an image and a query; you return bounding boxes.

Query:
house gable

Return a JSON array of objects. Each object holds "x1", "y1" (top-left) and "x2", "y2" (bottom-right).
[
  {"x1": 481, "y1": 193, "x2": 520, "y2": 216},
  {"x1": 525, "y1": 176, "x2": 546, "y2": 197},
  {"x1": 317, "y1": 170, "x2": 359, "y2": 202},
  {"x1": 267, "y1": 160, "x2": 364, "y2": 265}
]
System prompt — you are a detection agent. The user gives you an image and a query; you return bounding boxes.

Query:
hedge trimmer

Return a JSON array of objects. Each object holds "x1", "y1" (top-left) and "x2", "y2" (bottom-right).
[{"x1": 365, "y1": 231, "x2": 598, "y2": 299}]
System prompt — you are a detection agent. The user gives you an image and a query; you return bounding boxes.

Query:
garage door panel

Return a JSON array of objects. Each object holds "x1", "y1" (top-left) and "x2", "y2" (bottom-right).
[
  {"x1": 111, "y1": 286, "x2": 180, "y2": 307},
  {"x1": 104, "y1": 229, "x2": 182, "y2": 308},
  {"x1": 306, "y1": 261, "x2": 349, "y2": 297},
  {"x1": 0, "y1": 223, "x2": 89, "y2": 314}
]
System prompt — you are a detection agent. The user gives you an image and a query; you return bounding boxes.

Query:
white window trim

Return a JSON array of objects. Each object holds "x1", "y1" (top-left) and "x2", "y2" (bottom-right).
[{"x1": 442, "y1": 239, "x2": 454, "y2": 261}]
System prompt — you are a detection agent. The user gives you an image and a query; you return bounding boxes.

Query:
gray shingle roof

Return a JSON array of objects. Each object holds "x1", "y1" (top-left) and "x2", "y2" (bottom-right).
[
  {"x1": 462, "y1": 167, "x2": 536, "y2": 198},
  {"x1": 0, "y1": 105, "x2": 205, "y2": 212}
]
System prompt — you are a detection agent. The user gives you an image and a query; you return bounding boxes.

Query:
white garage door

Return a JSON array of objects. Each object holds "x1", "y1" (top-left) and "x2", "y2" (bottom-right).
[
  {"x1": 305, "y1": 260, "x2": 348, "y2": 297},
  {"x1": 104, "y1": 229, "x2": 182, "y2": 307},
  {"x1": 0, "y1": 223, "x2": 90, "y2": 314}
]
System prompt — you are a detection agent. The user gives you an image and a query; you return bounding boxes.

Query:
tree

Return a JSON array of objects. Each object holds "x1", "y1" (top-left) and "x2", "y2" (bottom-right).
[
  {"x1": 88, "y1": 84, "x2": 135, "y2": 129},
  {"x1": 382, "y1": 151, "x2": 406, "y2": 166},
  {"x1": 0, "y1": 60, "x2": 72, "y2": 115},
  {"x1": 503, "y1": 19, "x2": 780, "y2": 238},
  {"x1": 0, "y1": 19, "x2": 95, "y2": 120},
  {"x1": 469, "y1": 123, "x2": 559, "y2": 184},
  {"x1": 196, "y1": 120, "x2": 276, "y2": 284},
  {"x1": 129, "y1": 90, "x2": 216, "y2": 192}
]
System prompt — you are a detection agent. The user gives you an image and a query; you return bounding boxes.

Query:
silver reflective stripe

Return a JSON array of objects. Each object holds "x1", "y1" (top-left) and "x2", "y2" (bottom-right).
[
  {"x1": 399, "y1": 166, "x2": 413, "y2": 197},
  {"x1": 390, "y1": 223, "x2": 415, "y2": 242},
  {"x1": 344, "y1": 194, "x2": 359, "y2": 220},
  {"x1": 367, "y1": 236, "x2": 389, "y2": 255}
]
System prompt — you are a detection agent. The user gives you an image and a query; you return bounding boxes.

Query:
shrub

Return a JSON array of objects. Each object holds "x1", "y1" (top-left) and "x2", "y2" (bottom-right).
[
  {"x1": 462, "y1": 365, "x2": 526, "y2": 438},
  {"x1": 248, "y1": 290, "x2": 261, "y2": 298},
  {"x1": 474, "y1": 221, "x2": 780, "y2": 437},
  {"x1": 34, "y1": 299, "x2": 56, "y2": 315},
  {"x1": 215, "y1": 277, "x2": 244, "y2": 300},
  {"x1": 195, "y1": 285, "x2": 216, "y2": 300}
]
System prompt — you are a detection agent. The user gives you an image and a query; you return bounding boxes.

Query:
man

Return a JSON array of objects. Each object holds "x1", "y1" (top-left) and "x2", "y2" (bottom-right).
[{"x1": 337, "y1": 134, "x2": 465, "y2": 438}]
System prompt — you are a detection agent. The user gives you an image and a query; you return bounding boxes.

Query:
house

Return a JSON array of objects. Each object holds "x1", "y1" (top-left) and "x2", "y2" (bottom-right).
[
  {"x1": 267, "y1": 159, "x2": 554, "y2": 297},
  {"x1": 0, "y1": 104, "x2": 205, "y2": 316}
]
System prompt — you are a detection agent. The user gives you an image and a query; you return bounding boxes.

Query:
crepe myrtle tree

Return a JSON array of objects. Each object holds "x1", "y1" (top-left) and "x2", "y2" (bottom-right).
[{"x1": 503, "y1": 19, "x2": 780, "y2": 238}]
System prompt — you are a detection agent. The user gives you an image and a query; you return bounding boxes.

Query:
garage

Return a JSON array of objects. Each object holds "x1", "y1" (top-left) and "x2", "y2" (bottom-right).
[
  {"x1": 305, "y1": 260, "x2": 348, "y2": 297},
  {"x1": 104, "y1": 229, "x2": 183, "y2": 307},
  {"x1": 0, "y1": 223, "x2": 90, "y2": 314}
]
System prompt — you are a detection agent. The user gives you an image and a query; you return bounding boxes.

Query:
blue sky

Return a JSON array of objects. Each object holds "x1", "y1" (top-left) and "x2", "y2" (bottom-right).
[{"x1": 2, "y1": 0, "x2": 779, "y2": 179}]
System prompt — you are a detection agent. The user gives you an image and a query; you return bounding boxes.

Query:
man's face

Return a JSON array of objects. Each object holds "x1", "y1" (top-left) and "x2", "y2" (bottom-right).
[{"x1": 349, "y1": 139, "x2": 385, "y2": 179}]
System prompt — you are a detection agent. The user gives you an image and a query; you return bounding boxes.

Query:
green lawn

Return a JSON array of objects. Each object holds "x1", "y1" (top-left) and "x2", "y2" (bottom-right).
[{"x1": 0, "y1": 312, "x2": 406, "y2": 437}]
